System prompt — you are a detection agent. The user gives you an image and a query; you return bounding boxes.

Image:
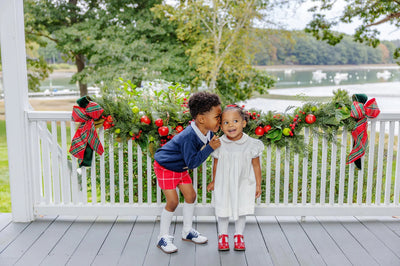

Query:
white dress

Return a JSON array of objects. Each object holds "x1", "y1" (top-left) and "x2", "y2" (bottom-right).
[{"x1": 211, "y1": 133, "x2": 264, "y2": 220}]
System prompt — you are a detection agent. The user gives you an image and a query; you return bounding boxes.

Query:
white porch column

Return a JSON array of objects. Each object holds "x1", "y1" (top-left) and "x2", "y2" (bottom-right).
[{"x1": 0, "y1": 0, "x2": 34, "y2": 221}]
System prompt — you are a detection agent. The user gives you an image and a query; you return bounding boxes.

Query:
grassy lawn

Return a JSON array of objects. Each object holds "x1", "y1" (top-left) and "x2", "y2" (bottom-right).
[{"x1": 0, "y1": 120, "x2": 11, "y2": 212}]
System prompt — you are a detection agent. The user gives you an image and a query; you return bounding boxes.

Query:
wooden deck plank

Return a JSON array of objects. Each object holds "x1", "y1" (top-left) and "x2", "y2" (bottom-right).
[
  {"x1": 90, "y1": 216, "x2": 136, "y2": 266},
  {"x1": 298, "y1": 216, "x2": 351, "y2": 266},
  {"x1": 357, "y1": 216, "x2": 400, "y2": 255},
  {"x1": 0, "y1": 220, "x2": 30, "y2": 253},
  {"x1": 66, "y1": 216, "x2": 116, "y2": 266},
  {"x1": 0, "y1": 213, "x2": 12, "y2": 232},
  {"x1": 40, "y1": 216, "x2": 96, "y2": 266},
  {"x1": 195, "y1": 216, "x2": 220, "y2": 266},
  {"x1": 257, "y1": 216, "x2": 299, "y2": 266},
  {"x1": 14, "y1": 216, "x2": 75, "y2": 266},
  {"x1": 169, "y1": 217, "x2": 197, "y2": 266},
  {"x1": 219, "y1": 219, "x2": 247, "y2": 266},
  {"x1": 118, "y1": 216, "x2": 158, "y2": 266},
  {"x1": 339, "y1": 216, "x2": 400, "y2": 266},
  {"x1": 277, "y1": 216, "x2": 325, "y2": 266},
  {"x1": 141, "y1": 216, "x2": 175, "y2": 266},
  {"x1": 245, "y1": 216, "x2": 274, "y2": 266},
  {"x1": 377, "y1": 216, "x2": 400, "y2": 235},
  {"x1": 317, "y1": 216, "x2": 378, "y2": 266},
  {"x1": 0, "y1": 216, "x2": 56, "y2": 266}
]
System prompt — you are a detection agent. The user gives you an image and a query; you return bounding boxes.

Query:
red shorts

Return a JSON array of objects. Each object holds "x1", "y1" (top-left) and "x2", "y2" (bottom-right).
[{"x1": 153, "y1": 161, "x2": 192, "y2": 190}]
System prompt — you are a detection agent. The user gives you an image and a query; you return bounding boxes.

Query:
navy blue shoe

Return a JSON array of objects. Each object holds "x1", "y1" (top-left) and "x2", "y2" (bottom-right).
[
  {"x1": 182, "y1": 229, "x2": 208, "y2": 244},
  {"x1": 157, "y1": 235, "x2": 178, "y2": 254}
]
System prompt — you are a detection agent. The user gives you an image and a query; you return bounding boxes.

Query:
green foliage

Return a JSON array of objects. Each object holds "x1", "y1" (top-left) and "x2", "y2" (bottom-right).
[{"x1": 305, "y1": 0, "x2": 400, "y2": 64}]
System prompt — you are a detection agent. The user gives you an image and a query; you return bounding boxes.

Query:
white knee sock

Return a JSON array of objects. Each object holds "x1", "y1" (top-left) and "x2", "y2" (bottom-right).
[
  {"x1": 218, "y1": 217, "x2": 229, "y2": 235},
  {"x1": 235, "y1": 215, "x2": 246, "y2": 235},
  {"x1": 159, "y1": 208, "x2": 174, "y2": 237},
  {"x1": 182, "y1": 202, "x2": 194, "y2": 233}
]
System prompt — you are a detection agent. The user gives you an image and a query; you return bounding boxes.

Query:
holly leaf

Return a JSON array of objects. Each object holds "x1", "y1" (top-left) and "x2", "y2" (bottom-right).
[{"x1": 265, "y1": 128, "x2": 282, "y2": 142}]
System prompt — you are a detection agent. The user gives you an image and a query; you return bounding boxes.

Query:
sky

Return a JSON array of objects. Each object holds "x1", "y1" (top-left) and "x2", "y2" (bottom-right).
[{"x1": 270, "y1": 1, "x2": 399, "y2": 41}]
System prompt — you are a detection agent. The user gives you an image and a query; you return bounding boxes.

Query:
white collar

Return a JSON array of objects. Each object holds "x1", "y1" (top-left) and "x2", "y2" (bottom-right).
[
  {"x1": 221, "y1": 132, "x2": 248, "y2": 144},
  {"x1": 191, "y1": 122, "x2": 211, "y2": 144}
]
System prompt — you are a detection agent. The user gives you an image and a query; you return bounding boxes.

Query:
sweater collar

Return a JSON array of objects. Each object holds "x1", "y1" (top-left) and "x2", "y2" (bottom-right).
[
  {"x1": 191, "y1": 122, "x2": 211, "y2": 144},
  {"x1": 221, "y1": 132, "x2": 248, "y2": 144}
]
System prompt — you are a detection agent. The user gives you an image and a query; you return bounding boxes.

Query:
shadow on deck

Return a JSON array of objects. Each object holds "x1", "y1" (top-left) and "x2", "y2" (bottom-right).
[{"x1": 1, "y1": 213, "x2": 400, "y2": 266}]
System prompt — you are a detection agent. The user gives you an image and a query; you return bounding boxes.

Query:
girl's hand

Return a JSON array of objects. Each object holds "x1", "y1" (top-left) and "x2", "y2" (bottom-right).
[
  {"x1": 255, "y1": 185, "x2": 261, "y2": 198},
  {"x1": 207, "y1": 181, "x2": 215, "y2": 192}
]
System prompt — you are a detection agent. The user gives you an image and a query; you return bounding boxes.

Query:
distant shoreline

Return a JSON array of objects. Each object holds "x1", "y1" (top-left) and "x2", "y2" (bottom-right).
[{"x1": 255, "y1": 64, "x2": 400, "y2": 71}]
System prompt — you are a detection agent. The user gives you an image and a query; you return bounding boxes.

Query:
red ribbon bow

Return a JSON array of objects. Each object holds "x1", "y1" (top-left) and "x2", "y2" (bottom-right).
[
  {"x1": 346, "y1": 98, "x2": 380, "y2": 165},
  {"x1": 69, "y1": 101, "x2": 104, "y2": 163}
]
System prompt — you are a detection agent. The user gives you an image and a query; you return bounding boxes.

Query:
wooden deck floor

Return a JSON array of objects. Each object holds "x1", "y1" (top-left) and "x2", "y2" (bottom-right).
[{"x1": 1, "y1": 213, "x2": 400, "y2": 266}]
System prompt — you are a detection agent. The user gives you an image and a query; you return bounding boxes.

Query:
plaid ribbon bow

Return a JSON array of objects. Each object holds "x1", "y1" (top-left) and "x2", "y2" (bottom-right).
[
  {"x1": 69, "y1": 101, "x2": 104, "y2": 166},
  {"x1": 346, "y1": 97, "x2": 380, "y2": 168}
]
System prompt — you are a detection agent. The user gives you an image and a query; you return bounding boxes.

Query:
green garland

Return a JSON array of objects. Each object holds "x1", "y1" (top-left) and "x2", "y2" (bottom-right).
[{"x1": 94, "y1": 79, "x2": 357, "y2": 156}]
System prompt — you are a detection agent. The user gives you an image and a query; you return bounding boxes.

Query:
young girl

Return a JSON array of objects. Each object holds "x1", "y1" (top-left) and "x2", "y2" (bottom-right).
[{"x1": 207, "y1": 105, "x2": 264, "y2": 251}]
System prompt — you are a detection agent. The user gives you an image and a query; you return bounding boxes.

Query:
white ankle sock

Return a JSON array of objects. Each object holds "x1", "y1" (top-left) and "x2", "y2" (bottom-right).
[
  {"x1": 182, "y1": 202, "x2": 194, "y2": 234},
  {"x1": 218, "y1": 217, "x2": 229, "y2": 235},
  {"x1": 159, "y1": 208, "x2": 174, "y2": 237},
  {"x1": 235, "y1": 215, "x2": 246, "y2": 235}
]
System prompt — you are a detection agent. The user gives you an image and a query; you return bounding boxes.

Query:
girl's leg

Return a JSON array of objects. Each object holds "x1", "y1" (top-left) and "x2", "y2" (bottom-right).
[
  {"x1": 159, "y1": 189, "x2": 179, "y2": 237},
  {"x1": 235, "y1": 215, "x2": 246, "y2": 235},
  {"x1": 217, "y1": 217, "x2": 229, "y2": 235}
]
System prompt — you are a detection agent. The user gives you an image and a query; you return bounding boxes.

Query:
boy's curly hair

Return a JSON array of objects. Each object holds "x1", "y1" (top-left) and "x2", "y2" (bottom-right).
[{"x1": 188, "y1": 92, "x2": 221, "y2": 119}]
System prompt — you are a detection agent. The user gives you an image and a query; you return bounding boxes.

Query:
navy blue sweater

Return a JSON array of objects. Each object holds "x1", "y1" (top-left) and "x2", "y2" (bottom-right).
[{"x1": 154, "y1": 125, "x2": 214, "y2": 172}]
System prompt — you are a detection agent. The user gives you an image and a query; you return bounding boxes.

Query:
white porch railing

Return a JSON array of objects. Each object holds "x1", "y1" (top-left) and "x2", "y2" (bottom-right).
[{"x1": 26, "y1": 111, "x2": 400, "y2": 218}]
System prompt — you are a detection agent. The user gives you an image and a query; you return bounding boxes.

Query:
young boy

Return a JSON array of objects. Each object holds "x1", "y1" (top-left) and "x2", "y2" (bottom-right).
[{"x1": 153, "y1": 91, "x2": 222, "y2": 254}]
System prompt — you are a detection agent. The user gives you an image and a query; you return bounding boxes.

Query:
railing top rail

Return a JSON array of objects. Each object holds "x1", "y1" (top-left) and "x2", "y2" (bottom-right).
[{"x1": 26, "y1": 110, "x2": 400, "y2": 122}]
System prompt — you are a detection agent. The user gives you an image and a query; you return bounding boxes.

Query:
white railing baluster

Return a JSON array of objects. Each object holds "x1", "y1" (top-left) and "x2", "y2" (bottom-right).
[
  {"x1": 265, "y1": 145, "x2": 271, "y2": 204},
  {"x1": 147, "y1": 154, "x2": 152, "y2": 204},
  {"x1": 202, "y1": 162, "x2": 207, "y2": 204},
  {"x1": 356, "y1": 157, "x2": 364, "y2": 204},
  {"x1": 109, "y1": 134, "x2": 115, "y2": 204},
  {"x1": 275, "y1": 147, "x2": 281, "y2": 204},
  {"x1": 60, "y1": 121, "x2": 70, "y2": 204},
  {"x1": 293, "y1": 153, "x2": 299, "y2": 205},
  {"x1": 394, "y1": 121, "x2": 400, "y2": 205},
  {"x1": 82, "y1": 166, "x2": 87, "y2": 203},
  {"x1": 376, "y1": 122, "x2": 386, "y2": 205},
  {"x1": 99, "y1": 128, "x2": 105, "y2": 204},
  {"x1": 40, "y1": 121, "x2": 51, "y2": 204},
  {"x1": 302, "y1": 128, "x2": 310, "y2": 204},
  {"x1": 51, "y1": 121, "x2": 60, "y2": 204},
  {"x1": 70, "y1": 122, "x2": 79, "y2": 204},
  {"x1": 30, "y1": 121, "x2": 42, "y2": 204},
  {"x1": 311, "y1": 131, "x2": 319, "y2": 204},
  {"x1": 90, "y1": 149, "x2": 97, "y2": 204},
  {"x1": 193, "y1": 168, "x2": 198, "y2": 203},
  {"x1": 138, "y1": 145, "x2": 143, "y2": 204},
  {"x1": 348, "y1": 163, "x2": 354, "y2": 204},
  {"x1": 127, "y1": 139, "x2": 133, "y2": 204},
  {"x1": 284, "y1": 147, "x2": 290, "y2": 205},
  {"x1": 320, "y1": 136, "x2": 328, "y2": 205},
  {"x1": 338, "y1": 130, "x2": 348, "y2": 205},
  {"x1": 366, "y1": 121, "x2": 376, "y2": 205},
  {"x1": 384, "y1": 121, "x2": 395, "y2": 205},
  {"x1": 329, "y1": 133, "x2": 337, "y2": 205},
  {"x1": 119, "y1": 142, "x2": 124, "y2": 203}
]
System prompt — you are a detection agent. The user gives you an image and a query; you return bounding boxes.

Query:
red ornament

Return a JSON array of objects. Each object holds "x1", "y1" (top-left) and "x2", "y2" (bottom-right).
[
  {"x1": 155, "y1": 118, "x2": 163, "y2": 127},
  {"x1": 255, "y1": 126, "x2": 264, "y2": 136},
  {"x1": 305, "y1": 114, "x2": 316, "y2": 124},
  {"x1": 175, "y1": 125, "x2": 184, "y2": 133},
  {"x1": 140, "y1": 115, "x2": 151, "y2": 125},
  {"x1": 263, "y1": 125, "x2": 272, "y2": 133},
  {"x1": 158, "y1": 126, "x2": 169, "y2": 136}
]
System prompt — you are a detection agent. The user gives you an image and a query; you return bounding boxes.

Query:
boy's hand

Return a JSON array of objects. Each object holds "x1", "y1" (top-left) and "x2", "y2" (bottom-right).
[
  {"x1": 255, "y1": 184, "x2": 261, "y2": 198},
  {"x1": 209, "y1": 135, "x2": 221, "y2": 150},
  {"x1": 207, "y1": 181, "x2": 215, "y2": 192}
]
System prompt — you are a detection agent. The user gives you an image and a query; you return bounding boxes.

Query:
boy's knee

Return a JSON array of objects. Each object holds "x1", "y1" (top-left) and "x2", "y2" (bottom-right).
[
  {"x1": 166, "y1": 200, "x2": 178, "y2": 211},
  {"x1": 185, "y1": 193, "x2": 196, "y2": 204}
]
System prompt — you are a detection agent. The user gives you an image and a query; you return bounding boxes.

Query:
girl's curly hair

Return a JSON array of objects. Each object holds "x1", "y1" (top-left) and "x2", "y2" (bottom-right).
[
  {"x1": 188, "y1": 92, "x2": 221, "y2": 119},
  {"x1": 223, "y1": 105, "x2": 249, "y2": 122}
]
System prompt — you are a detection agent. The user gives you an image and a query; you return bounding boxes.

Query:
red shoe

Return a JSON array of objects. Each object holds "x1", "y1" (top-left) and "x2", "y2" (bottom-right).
[
  {"x1": 234, "y1": 234, "x2": 245, "y2": 251},
  {"x1": 218, "y1": 234, "x2": 229, "y2": 251}
]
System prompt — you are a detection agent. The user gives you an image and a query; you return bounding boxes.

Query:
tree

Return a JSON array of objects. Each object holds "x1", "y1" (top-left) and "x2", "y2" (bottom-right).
[
  {"x1": 24, "y1": 0, "x2": 193, "y2": 96},
  {"x1": 305, "y1": 0, "x2": 400, "y2": 62},
  {"x1": 154, "y1": 0, "x2": 275, "y2": 101}
]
